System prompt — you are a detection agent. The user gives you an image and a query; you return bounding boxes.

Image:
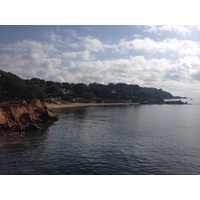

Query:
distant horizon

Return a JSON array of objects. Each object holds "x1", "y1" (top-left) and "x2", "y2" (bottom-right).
[{"x1": 1, "y1": 25, "x2": 200, "y2": 98}]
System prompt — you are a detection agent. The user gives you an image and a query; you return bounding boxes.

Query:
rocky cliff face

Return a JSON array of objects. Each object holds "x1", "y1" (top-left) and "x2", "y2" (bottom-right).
[{"x1": 0, "y1": 99, "x2": 58, "y2": 131}]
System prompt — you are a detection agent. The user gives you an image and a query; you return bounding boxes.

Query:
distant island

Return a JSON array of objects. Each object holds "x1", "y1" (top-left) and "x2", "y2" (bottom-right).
[{"x1": 0, "y1": 69, "x2": 187, "y2": 131}]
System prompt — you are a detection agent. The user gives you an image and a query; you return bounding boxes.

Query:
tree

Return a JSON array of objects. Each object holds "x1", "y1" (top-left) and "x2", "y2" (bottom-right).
[
  {"x1": 89, "y1": 83, "x2": 110, "y2": 98},
  {"x1": 47, "y1": 85, "x2": 62, "y2": 97},
  {"x1": 74, "y1": 83, "x2": 89, "y2": 96},
  {"x1": 0, "y1": 69, "x2": 175, "y2": 103}
]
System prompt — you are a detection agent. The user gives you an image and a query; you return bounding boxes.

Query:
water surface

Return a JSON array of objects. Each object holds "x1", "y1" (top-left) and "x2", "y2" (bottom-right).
[{"x1": 1, "y1": 103, "x2": 200, "y2": 174}]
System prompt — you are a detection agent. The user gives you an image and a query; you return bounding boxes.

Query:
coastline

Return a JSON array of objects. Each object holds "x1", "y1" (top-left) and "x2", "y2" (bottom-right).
[{"x1": 46, "y1": 102, "x2": 140, "y2": 109}]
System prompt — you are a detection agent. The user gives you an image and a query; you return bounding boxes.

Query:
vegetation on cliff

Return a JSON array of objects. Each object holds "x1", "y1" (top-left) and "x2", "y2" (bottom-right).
[{"x1": 0, "y1": 69, "x2": 174, "y2": 103}]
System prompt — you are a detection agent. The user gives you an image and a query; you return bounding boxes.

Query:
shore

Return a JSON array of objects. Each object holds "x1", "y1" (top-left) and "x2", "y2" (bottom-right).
[{"x1": 46, "y1": 102, "x2": 140, "y2": 109}]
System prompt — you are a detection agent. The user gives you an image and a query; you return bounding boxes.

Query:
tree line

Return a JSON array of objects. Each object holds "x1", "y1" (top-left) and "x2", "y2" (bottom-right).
[{"x1": 0, "y1": 69, "x2": 173, "y2": 103}]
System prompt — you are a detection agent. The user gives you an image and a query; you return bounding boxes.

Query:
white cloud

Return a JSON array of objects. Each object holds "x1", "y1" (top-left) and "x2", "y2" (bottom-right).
[
  {"x1": 61, "y1": 56, "x2": 175, "y2": 86},
  {"x1": 0, "y1": 39, "x2": 61, "y2": 80},
  {"x1": 62, "y1": 51, "x2": 80, "y2": 59},
  {"x1": 61, "y1": 50, "x2": 93, "y2": 61},
  {"x1": 118, "y1": 37, "x2": 200, "y2": 57},
  {"x1": 81, "y1": 36, "x2": 105, "y2": 52},
  {"x1": 68, "y1": 42, "x2": 79, "y2": 48},
  {"x1": 64, "y1": 29, "x2": 78, "y2": 38},
  {"x1": 0, "y1": 53, "x2": 62, "y2": 79},
  {"x1": 133, "y1": 34, "x2": 142, "y2": 38},
  {"x1": 177, "y1": 56, "x2": 200, "y2": 80},
  {"x1": 144, "y1": 25, "x2": 191, "y2": 35},
  {"x1": 43, "y1": 31, "x2": 61, "y2": 43},
  {"x1": 0, "y1": 40, "x2": 56, "y2": 55}
]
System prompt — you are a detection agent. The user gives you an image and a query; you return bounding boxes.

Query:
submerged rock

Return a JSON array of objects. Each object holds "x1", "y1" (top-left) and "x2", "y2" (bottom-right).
[
  {"x1": 165, "y1": 100, "x2": 187, "y2": 105},
  {"x1": 0, "y1": 99, "x2": 59, "y2": 132}
]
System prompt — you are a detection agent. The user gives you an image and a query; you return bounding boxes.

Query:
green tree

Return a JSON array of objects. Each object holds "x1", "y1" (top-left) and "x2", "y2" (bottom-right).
[{"x1": 74, "y1": 83, "x2": 89, "y2": 96}]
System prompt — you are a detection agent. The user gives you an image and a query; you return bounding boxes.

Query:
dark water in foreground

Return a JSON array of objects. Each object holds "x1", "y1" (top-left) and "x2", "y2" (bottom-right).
[{"x1": 1, "y1": 103, "x2": 200, "y2": 175}]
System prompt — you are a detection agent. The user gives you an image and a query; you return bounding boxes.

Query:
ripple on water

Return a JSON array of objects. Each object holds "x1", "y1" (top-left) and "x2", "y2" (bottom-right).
[{"x1": 1, "y1": 105, "x2": 200, "y2": 174}]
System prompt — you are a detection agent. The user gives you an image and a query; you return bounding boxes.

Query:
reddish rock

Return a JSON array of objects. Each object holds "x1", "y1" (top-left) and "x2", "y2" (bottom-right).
[{"x1": 0, "y1": 99, "x2": 58, "y2": 131}]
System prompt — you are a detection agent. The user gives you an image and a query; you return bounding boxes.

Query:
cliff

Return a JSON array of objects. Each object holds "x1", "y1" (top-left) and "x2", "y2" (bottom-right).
[{"x1": 0, "y1": 99, "x2": 58, "y2": 131}]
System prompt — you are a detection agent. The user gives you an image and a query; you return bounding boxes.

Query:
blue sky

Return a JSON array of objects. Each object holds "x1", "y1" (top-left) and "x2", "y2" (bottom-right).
[{"x1": 1, "y1": 25, "x2": 200, "y2": 97}]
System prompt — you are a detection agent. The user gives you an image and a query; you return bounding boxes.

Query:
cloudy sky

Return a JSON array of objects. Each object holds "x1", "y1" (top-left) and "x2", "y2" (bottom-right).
[{"x1": 1, "y1": 25, "x2": 200, "y2": 98}]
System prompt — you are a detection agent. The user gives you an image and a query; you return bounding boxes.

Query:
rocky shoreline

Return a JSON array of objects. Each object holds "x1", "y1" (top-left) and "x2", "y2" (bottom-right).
[
  {"x1": 0, "y1": 98, "x2": 187, "y2": 132},
  {"x1": 165, "y1": 100, "x2": 188, "y2": 105},
  {"x1": 0, "y1": 99, "x2": 59, "y2": 132}
]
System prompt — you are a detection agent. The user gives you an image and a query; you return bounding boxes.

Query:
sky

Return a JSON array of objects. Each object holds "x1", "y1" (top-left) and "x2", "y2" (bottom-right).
[{"x1": 1, "y1": 25, "x2": 200, "y2": 98}]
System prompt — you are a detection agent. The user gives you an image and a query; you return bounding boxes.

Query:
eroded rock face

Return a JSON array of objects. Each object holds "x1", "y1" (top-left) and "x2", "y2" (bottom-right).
[{"x1": 0, "y1": 99, "x2": 58, "y2": 131}]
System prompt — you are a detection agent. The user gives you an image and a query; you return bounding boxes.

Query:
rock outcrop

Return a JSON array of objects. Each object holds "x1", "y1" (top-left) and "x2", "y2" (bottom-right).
[
  {"x1": 165, "y1": 100, "x2": 187, "y2": 105},
  {"x1": 0, "y1": 99, "x2": 59, "y2": 131}
]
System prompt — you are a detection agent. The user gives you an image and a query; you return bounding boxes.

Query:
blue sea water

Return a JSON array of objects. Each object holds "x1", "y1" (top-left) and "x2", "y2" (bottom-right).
[{"x1": 1, "y1": 100, "x2": 200, "y2": 174}]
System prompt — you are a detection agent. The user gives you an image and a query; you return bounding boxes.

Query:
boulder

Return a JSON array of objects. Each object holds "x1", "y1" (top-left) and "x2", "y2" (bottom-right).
[{"x1": 0, "y1": 99, "x2": 59, "y2": 132}]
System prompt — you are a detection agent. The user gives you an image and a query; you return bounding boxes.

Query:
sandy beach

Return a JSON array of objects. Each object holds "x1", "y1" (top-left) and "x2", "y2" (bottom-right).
[{"x1": 46, "y1": 102, "x2": 140, "y2": 109}]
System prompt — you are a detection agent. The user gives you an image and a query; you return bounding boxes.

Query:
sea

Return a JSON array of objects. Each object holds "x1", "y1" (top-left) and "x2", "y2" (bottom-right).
[{"x1": 1, "y1": 98, "x2": 200, "y2": 175}]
